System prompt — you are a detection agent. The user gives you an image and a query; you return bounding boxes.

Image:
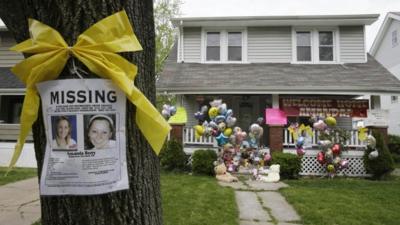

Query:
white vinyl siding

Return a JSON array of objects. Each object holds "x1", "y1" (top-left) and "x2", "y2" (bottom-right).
[
  {"x1": 247, "y1": 27, "x2": 292, "y2": 63},
  {"x1": 339, "y1": 26, "x2": 366, "y2": 63},
  {"x1": 183, "y1": 27, "x2": 201, "y2": 62},
  {"x1": 182, "y1": 95, "x2": 198, "y2": 127},
  {"x1": 0, "y1": 32, "x2": 23, "y2": 67}
]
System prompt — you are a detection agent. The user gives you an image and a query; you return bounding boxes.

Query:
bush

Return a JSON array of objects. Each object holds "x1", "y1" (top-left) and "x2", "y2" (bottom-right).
[
  {"x1": 159, "y1": 139, "x2": 187, "y2": 172},
  {"x1": 364, "y1": 131, "x2": 395, "y2": 179},
  {"x1": 192, "y1": 149, "x2": 217, "y2": 176},
  {"x1": 391, "y1": 154, "x2": 400, "y2": 164},
  {"x1": 271, "y1": 151, "x2": 301, "y2": 179},
  {"x1": 388, "y1": 134, "x2": 400, "y2": 155}
]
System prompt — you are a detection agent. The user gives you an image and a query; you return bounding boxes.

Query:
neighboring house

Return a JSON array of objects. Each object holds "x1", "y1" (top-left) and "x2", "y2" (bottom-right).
[
  {"x1": 370, "y1": 12, "x2": 400, "y2": 135},
  {"x1": 157, "y1": 14, "x2": 400, "y2": 176}
]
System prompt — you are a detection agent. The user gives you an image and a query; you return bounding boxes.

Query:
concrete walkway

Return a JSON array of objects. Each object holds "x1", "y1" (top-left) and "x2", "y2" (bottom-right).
[
  {"x1": 0, "y1": 177, "x2": 40, "y2": 225},
  {"x1": 219, "y1": 180, "x2": 301, "y2": 225}
]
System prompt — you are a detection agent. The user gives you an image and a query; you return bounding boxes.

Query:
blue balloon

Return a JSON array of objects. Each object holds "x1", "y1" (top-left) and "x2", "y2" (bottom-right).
[
  {"x1": 297, "y1": 136, "x2": 305, "y2": 147},
  {"x1": 216, "y1": 133, "x2": 229, "y2": 146}
]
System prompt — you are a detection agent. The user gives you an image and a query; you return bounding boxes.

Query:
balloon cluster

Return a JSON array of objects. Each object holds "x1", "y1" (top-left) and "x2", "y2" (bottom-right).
[
  {"x1": 194, "y1": 100, "x2": 268, "y2": 173},
  {"x1": 366, "y1": 134, "x2": 379, "y2": 159},
  {"x1": 313, "y1": 116, "x2": 349, "y2": 177},
  {"x1": 288, "y1": 123, "x2": 313, "y2": 156},
  {"x1": 161, "y1": 104, "x2": 177, "y2": 120}
]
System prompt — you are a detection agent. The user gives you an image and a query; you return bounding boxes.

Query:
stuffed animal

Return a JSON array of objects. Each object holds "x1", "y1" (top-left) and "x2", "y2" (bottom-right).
[
  {"x1": 214, "y1": 163, "x2": 238, "y2": 183},
  {"x1": 258, "y1": 164, "x2": 280, "y2": 182}
]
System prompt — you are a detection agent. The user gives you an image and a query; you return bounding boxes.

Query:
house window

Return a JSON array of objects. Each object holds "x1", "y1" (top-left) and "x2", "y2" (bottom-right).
[
  {"x1": 206, "y1": 32, "x2": 220, "y2": 61},
  {"x1": 319, "y1": 31, "x2": 333, "y2": 61},
  {"x1": 228, "y1": 32, "x2": 242, "y2": 61},
  {"x1": 296, "y1": 32, "x2": 312, "y2": 61},
  {"x1": 294, "y1": 29, "x2": 337, "y2": 63},
  {"x1": 391, "y1": 96, "x2": 398, "y2": 104},
  {"x1": 392, "y1": 30, "x2": 398, "y2": 48}
]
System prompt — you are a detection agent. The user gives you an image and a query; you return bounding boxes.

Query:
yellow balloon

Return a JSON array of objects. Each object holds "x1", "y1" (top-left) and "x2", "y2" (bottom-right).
[
  {"x1": 325, "y1": 116, "x2": 337, "y2": 127},
  {"x1": 208, "y1": 107, "x2": 219, "y2": 119},
  {"x1": 194, "y1": 125, "x2": 204, "y2": 139},
  {"x1": 224, "y1": 128, "x2": 232, "y2": 136},
  {"x1": 327, "y1": 164, "x2": 335, "y2": 172}
]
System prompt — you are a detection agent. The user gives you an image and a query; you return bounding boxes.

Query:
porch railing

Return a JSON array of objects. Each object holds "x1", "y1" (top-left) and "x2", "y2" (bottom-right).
[
  {"x1": 283, "y1": 128, "x2": 367, "y2": 148},
  {"x1": 181, "y1": 127, "x2": 367, "y2": 148}
]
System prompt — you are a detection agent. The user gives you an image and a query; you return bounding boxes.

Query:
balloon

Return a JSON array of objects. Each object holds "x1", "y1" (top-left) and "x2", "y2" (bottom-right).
[
  {"x1": 264, "y1": 153, "x2": 271, "y2": 162},
  {"x1": 218, "y1": 103, "x2": 227, "y2": 115},
  {"x1": 325, "y1": 116, "x2": 337, "y2": 127},
  {"x1": 257, "y1": 117, "x2": 264, "y2": 125},
  {"x1": 332, "y1": 144, "x2": 341, "y2": 155},
  {"x1": 339, "y1": 159, "x2": 349, "y2": 169},
  {"x1": 250, "y1": 123, "x2": 263, "y2": 139},
  {"x1": 216, "y1": 133, "x2": 229, "y2": 146},
  {"x1": 368, "y1": 149, "x2": 379, "y2": 159},
  {"x1": 218, "y1": 122, "x2": 226, "y2": 131},
  {"x1": 224, "y1": 128, "x2": 232, "y2": 137},
  {"x1": 325, "y1": 149, "x2": 333, "y2": 161},
  {"x1": 214, "y1": 115, "x2": 226, "y2": 123},
  {"x1": 210, "y1": 99, "x2": 222, "y2": 107},
  {"x1": 194, "y1": 111, "x2": 204, "y2": 120},
  {"x1": 233, "y1": 126, "x2": 242, "y2": 134},
  {"x1": 366, "y1": 135, "x2": 376, "y2": 148},
  {"x1": 296, "y1": 147, "x2": 306, "y2": 156},
  {"x1": 200, "y1": 105, "x2": 208, "y2": 114},
  {"x1": 208, "y1": 107, "x2": 219, "y2": 119},
  {"x1": 169, "y1": 106, "x2": 177, "y2": 116},
  {"x1": 313, "y1": 120, "x2": 327, "y2": 131},
  {"x1": 208, "y1": 121, "x2": 218, "y2": 129},
  {"x1": 226, "y1": 109, "x2": 233, "y2": 117},
  {"x1": 297, "y1": 136, "x2": 305, "y2": 147},
  {"x1": 318, "y1": 140, "x2": 332, "y2": 147},
  {"x1": 194, "y1": 125, "x2": 205, "y2": 139},
  {"x1": 327, "y1": 164, "x2": 335, "y2": 172},
  {"x1": 211, "y1": 129, "x2": 219, "y2": 137},
  {"x1": 161, "y1": 109, "x2": 170, "y2": 119},
  {"x1": 226, "y1": 116, "x2": 237, "y2": 127},
  {"x1": 333, "y1": 156, "x2": 341, "y2": 165},
  {"x1": 317, "y1": 151, "x2": 325, "y2": 164}
]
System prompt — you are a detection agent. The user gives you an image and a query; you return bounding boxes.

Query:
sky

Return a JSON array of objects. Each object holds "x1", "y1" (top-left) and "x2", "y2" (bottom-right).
[{"x1": 179, "y1": 0, "x2": 400, "y2": 51}]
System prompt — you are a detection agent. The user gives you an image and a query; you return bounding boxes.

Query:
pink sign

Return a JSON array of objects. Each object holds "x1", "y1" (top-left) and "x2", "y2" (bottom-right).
[{"x1": 265, "y1": 108, "x2": 287, "y2": 125}]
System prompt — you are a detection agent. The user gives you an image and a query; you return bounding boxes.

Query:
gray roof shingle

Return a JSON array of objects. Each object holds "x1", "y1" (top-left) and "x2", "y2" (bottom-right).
[{"x1": 157, "y1": 51, "x2": 400, "y2": 95}]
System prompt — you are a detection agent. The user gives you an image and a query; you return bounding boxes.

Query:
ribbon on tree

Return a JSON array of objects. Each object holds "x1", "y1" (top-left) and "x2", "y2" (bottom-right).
[{"x1": 8, "y1": 10, "x2": 171, "y2": 170}]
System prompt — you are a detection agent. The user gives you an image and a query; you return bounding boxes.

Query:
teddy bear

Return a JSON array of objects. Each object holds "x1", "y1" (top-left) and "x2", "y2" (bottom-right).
[
  {"x1": 214, "y1": 163, "x2": 238, "y2": 183},
  {"x1": 257, "y1": 164, "x2": 280, "y2": 182}
]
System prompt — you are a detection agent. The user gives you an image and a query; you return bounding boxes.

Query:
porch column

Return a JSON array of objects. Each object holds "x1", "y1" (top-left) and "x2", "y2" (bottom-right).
[
  {"x1": 268, "y1": 94, "x2": 283, "y2": 151},
  {"x1": 170, "y1": 124, "x2": 184, "y2": 143},
  {"x1": 269, "y1": 125, "x2": 283, "y2": 151},
  {"x1": 369, "y1": 95, "x2": 389, "y2": 143}
]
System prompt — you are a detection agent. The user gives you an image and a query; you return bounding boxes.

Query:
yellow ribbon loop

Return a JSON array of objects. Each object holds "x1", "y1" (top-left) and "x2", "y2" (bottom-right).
[{"x1": 8, "y1": 10, "x2": 171, "y2": 170}]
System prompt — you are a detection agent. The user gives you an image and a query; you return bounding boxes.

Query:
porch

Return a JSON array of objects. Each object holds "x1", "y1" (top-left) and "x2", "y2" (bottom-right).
[{"x1": 179, "y1": 127, "x2": 369, "y2": 177}]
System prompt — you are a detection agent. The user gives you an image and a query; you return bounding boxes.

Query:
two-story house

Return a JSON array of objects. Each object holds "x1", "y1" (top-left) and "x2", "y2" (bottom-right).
[
  {"x1": 370, "y1": 12, "x2": 400, "y2": 135},
  {"x1": 157, "y1": 14, "x2": 400, "y2": 154}
]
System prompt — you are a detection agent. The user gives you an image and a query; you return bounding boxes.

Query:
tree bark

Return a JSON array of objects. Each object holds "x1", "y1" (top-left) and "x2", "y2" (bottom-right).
[{"x1": 0, "y1": 1, "x2": 162, "y2": 225}]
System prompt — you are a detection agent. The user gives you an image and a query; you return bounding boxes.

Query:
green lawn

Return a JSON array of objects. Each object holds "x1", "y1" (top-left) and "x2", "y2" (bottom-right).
[
  {"x1": 0, "y1": 167, "x2": 37, "y2": 186},
  {"x1": 161, "y1": 172, "x2": 238, "y2": 225},
  {"x1": 281, "y1": 177, "x2": 400, "y2": 225}
]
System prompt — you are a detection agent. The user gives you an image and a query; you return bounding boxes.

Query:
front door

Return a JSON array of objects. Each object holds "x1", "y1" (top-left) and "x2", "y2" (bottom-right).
[{"x1": 239, "y1": 102, "x2": 253, "y2": 131}]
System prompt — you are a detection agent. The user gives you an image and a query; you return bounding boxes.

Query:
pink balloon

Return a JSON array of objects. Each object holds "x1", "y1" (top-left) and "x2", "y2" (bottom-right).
[
  {"x1": 296, "y1": 147, "x2": 306, "y2": 156},
  {"x1": 340, "y1": 159, "x2": 349, "y2": 169},
  {"x1": 264, "y1": 153, "x2": 271, "y2": 162}
]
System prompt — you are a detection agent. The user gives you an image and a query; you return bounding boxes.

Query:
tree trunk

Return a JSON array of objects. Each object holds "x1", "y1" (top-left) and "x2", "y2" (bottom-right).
[{"x1": 0, "y1": 1, "x2": 162, "y2": 225}]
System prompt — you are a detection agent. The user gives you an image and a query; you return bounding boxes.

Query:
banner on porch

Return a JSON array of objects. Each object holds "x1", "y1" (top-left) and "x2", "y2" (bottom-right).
[{"x1": 279, "y1": 98, "x2": 369, "y2": 118}]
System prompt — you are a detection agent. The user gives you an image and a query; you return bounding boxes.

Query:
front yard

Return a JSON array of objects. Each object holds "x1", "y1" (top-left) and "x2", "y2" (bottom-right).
[{"x1": 281, "y1": 177, "x2": 400, "y2": 225}]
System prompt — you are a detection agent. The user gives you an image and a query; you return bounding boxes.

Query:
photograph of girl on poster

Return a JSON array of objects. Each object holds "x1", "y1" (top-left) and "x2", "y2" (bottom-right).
[
  {"x1": 84, "y1": 114, "x2": 116, "y2": 150},
  {"x1": 51, "y1": 115, "x2": 77, "y2": 150}
]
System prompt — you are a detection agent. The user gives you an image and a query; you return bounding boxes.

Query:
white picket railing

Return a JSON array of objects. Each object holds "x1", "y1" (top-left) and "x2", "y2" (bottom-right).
[
  {"x1": 183, "y1": 127, "x2": 216, "y2": 146},
  {"x1": 283, "y1": 128, "x2": 367, "y2": 148}
]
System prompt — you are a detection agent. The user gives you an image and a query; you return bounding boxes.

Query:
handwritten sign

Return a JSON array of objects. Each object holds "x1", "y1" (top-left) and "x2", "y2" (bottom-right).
[{"x1": 265, "y1": 108, "x2": 287, "y2": 125}]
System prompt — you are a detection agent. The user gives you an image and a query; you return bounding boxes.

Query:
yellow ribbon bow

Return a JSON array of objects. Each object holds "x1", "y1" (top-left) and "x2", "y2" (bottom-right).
[{"x1": 8, "y1": 10, "x2": 171, "y2": 170}]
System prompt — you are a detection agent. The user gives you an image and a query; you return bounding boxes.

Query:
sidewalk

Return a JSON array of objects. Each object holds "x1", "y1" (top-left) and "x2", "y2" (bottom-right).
[
  {"x1": 219, "y1": 180, "x2": 302, "y2": 225},
  {"x1": 0, "y1": 177, "x2": 41, "y2": 225}
]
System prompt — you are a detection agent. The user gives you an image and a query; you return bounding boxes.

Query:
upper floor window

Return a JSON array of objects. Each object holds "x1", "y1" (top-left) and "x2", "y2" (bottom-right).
[
  {"x1": 206, "y1": 32, "x2": 220, "y2": 61},
  {"x1": 391, "y1": 95, "x2": 398, "y2": 104},
  {"x1": 392, "y1": 30, "x2": 398, "y2": 48},
  {"x1": 228, "y1": 32, "x2": 242, "y2": 61},
  {"x1": 296, "y1": 32, "x2": 311, "y2": 61},
  {"x1": 203, "y1": 29, "x2": 245, "y2": 63},
  {"x1": 294, "y1": 29, "x2": 337, "y2": 63}
]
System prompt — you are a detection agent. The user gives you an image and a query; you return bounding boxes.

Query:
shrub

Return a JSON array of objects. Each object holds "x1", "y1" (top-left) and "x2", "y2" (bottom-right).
[
  {"x1": 271, "y1": 151, "x2": 301, "y2": 179},
  {"x1": 159, "y1": 139, "x2": 187, "y2": 172},
  {"x1": 192, "y1": 149, "x2": 217, "y2": 176},
  {"x1": 364, "y1": 131, "x2": 395, "y2": 179},
  {"x1": 388, "y1": 134, "x2": 400, "y2": 155}
]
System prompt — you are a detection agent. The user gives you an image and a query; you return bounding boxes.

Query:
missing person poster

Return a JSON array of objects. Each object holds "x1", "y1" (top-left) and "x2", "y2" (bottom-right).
[{"x1": 37, "y1": 79, "x2": 128, "y2": 195}]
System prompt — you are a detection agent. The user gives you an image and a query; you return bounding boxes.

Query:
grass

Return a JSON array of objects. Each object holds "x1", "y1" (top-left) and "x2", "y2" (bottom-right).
[
  {"x1": 280, "y1": 177, "x2": 400, "y2": 225},
  {"x1": 0, "y1": 167, "x2": 37, "y2": 186},
  {"x1": 161, "y1": 172, "x2": 238, "y2": 225}
]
